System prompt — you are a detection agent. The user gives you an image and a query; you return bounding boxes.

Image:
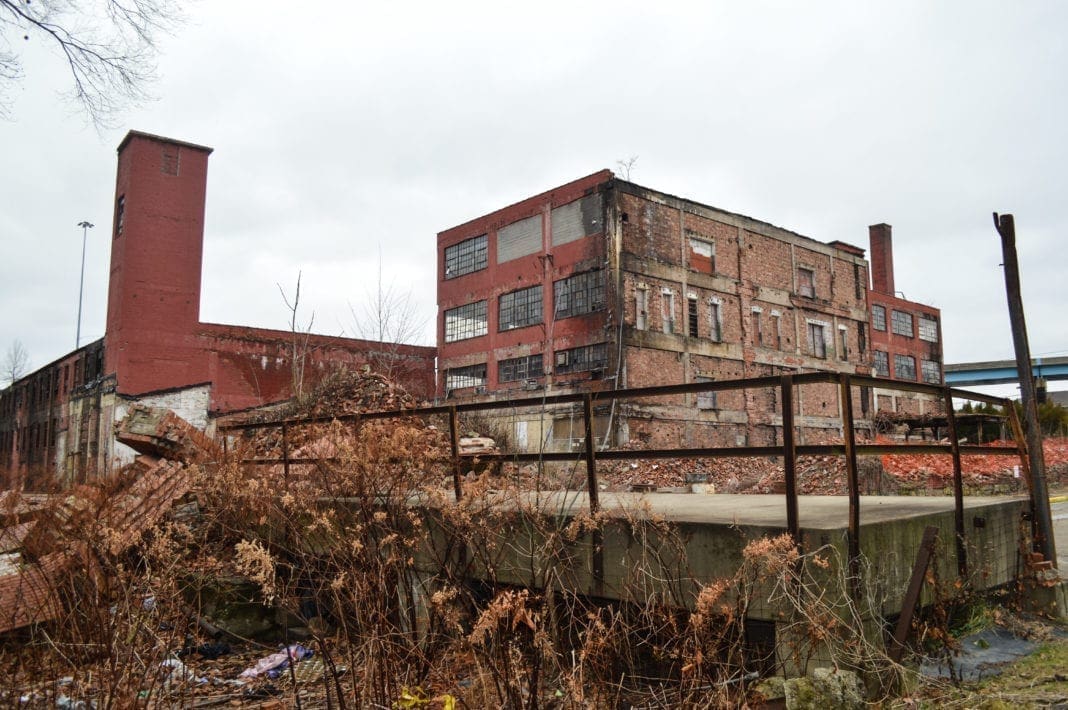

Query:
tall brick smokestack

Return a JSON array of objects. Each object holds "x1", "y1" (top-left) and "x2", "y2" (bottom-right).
[{"x1": 869, "y1": 223, "x2": 895, "y2": 296}]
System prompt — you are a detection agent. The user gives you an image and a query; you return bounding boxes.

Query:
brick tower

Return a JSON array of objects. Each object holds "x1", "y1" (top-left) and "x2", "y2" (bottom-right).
[{"x1": 104, "y1": 131, "x2": 214, "y2": 395}]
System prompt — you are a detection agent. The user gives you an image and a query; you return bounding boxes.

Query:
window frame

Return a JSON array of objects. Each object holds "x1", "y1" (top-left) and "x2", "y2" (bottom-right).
[
  {"x1": 553, "y1": 269, "x2": 605, "y2": 319},
  {"x1": 444, "y1": 300, "x2": 488, "y2": 343},
  {"x1": 808, "y1": 321, "x2": 827, "y2": 359},
  {"x1": 918, "y1": 315, "x2": 939, "y2": 343},
  {"x1": 894, "y1": 353, "x2": 917, "y2": 380},
  {"x1": 797, "y1": 267, "x2": 816, "y2": 298},
  {"x1": 872, "y1": 305, "x2": 886, "y2": 331},
  {"x1": 921, "y1": 359, "x2": 941, "y2": 384},
  {"x1": 873, "y1": 350, "x2": 889, "y2": 376},
  {"x1": 498, "y1": 284, "x2": 543, "y2": 331},
  {"x1": 498, "y1": 354, "x2": 545, "y2": 383},
  {"x1": 891, "y1": 309, "x2": 914, "y2": 337},
  {"x1": 444, "y1": 234, "x2": 488, "y2": 280},
  {"x1": 445, "y1": 363, "x2": 487, "y2": 390},
  {"x1": 554, "y1": 343, "x2": 608, "y2": 374}
]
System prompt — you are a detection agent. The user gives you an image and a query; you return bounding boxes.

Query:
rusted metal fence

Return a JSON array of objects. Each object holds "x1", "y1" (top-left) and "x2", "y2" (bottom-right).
[{"x1": 218, "y1": 372, "x2": 1030, "y2": 587}]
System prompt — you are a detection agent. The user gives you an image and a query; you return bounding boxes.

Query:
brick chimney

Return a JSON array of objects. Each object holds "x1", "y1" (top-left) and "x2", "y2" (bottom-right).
[{"x1": 869, "y1": 223, "x2": 895, "y2": 296}]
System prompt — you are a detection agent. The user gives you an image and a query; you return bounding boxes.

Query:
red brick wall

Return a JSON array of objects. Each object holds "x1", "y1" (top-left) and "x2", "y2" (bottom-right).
[{"x1": 869, "y1": 223, "x2": 895, "y2": 296}]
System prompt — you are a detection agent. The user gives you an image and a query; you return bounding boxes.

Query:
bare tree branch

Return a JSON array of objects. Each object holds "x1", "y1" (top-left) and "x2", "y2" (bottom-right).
[
  {"x1": 0, "y1": 0, "x2": 183, "y2": 126},
  {"x1": 2, "y1": 339, "x2": 29, "y2": 387},
  {"x1": 278, "y1": 271, "x2": 315, "y2": 401}
]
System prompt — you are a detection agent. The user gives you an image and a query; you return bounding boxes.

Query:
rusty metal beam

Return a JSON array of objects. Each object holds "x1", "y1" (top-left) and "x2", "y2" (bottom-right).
[
  {"x1": 888, "y1": 525, "x2": 939, "y2": 664},
  {"x1": 781, "y1": 375, "x2": 800, "y2": 547},
  {"x1": 943, "y1": 388, "x2": 967, "y2": 577}
]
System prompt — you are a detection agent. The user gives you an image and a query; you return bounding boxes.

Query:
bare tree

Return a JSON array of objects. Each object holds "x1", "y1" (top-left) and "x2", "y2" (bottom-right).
[
  {"x1": 0, "y1": 0, "x2": 183, "y2": 126},
  {"x1": 616, "y1": 155, "x2": 638, "y2": 180},
  {"x1": 277, "y1": 271, "x2": 315, "y2": 401},
  {"x1": 348, "y1": 251, "x2": 428, "y2": 380},
  {"x1": 2, "y1": 339, "x2": 29, "y2": 387}
]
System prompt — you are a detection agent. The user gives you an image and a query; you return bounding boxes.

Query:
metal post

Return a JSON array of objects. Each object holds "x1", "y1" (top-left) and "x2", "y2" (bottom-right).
[
  {"x1": 994, "y1": 213, "x2": 1056, "y2": 565},
  {"x1": 943, "y1": 388, "x2": 967, "y2": 577},
  {"x1": 781, "y1": 375, "x2": 800, "y2": 547},
  {"x1": 281, "y1": 421, "x2": 290, "y2": 482},
  {"x1": 75, "y1": 221, "x2": 93, "y2": 348},
  {"x1": 448, "y1": 406, "x2": 462, "y2": 500},
  {"x1": 582, "y1": 394, "x2": 604, "y2": 596},
  {"x1": 839, "y1": 374, "x2": 862, "y2": 595}
]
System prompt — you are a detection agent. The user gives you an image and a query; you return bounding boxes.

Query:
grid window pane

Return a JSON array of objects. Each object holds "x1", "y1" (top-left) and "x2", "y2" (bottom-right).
[
  {"x1": 554, "y1": 343, "x2": 608, "y2": 374},
  {"x1": 444, "y1": 301, "x2": 488, "y2": 342},
  {"x1": 499, "y1": 285, "x2": 543, "y2": 330},
  {"x1": 499, "y1": 354, "x2": 544, "y2": 382},
  {"x1": 891, "y1": 310, "x2": 913, "y2": 337},
  {"x1": 446, "y1": 363, "x2": 487, "y2": 390},
  {"x1": 894, "y1": 354, "x2": 916, "y2": 380},
  {"x1": 919, "y1": 315, "x2": 939, "y2": 342},
  {"x1": 444, "y1": 234, "x2": 488, "y2": 279},
  {"x1": 873, "y1": 350, "x2": 889, "y2": 376},
  {"x1": 554, "y1": 269, "x2": 605, "y2": 318},
  {"x1": 921, "y1": 359, "x2": 941, "y2": 384},
  {"x1": 872, "y1": 305, "x2": 886, "y2": 331}
]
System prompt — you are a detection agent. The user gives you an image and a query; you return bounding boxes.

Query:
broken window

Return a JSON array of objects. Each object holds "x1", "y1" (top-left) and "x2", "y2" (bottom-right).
[
  {"x1": 444, "y1": 300, "x2": 488, "y2": 342},
  {"x1": 709, "y1": 300, "x2": 723, "y2": 342},
  {"x1": 838, "y1": 327, "x2": 848, "y2": 361},
  {"x1": 115, "y1": 195, "x2": 125, "y2": 237},
  {"x1": 499, "y1": 354, "x2": 544, "y2": 383},
  {"x1": 797, "y1": 267, "x2": 815, "y2": 298},
  {"x1": 771, "y1": 311, "x2": 782, "y2": 349},
  {"x1": 499, "y1": 285, "x2": 542, "y2": 331},
  {"x1": 894, "y1": 354, "x2": 917, "y2": 380},
  {"x1": 687, "y1": 235, "x2": 715, "y2": 273},
  {"x1": 555, "y1": 343, "x2": 608, "y2": 374},
  {"x1": 687, "y1": 296, "x2": 699, "y2": 337},
  {"x1": 872, "y1": 305, "x2": 886, "y2": 331},
  {"x1": 753, "y1": 308, "x2": 763, "y2": 346},
  {"x1": 854, "y1": 263, "x2": 865, "y2": 301},
  {"x1": 696, "y1": 375, "x2": 717, "y2": 410},
  {"x1": 891, "y1": 310, "x2": 913, "y2": 337},
  {"x1": 554, "y1": 269, "x2": 605, "y2": 319},
  {"x1": 444, "y1": 234, "x2": 487, "y2": 279},
  {"x1": 873, "y1": 350, "x2": 889, "y2": 376},
  {"x1": 918, "y1": 315, "x2": 939, "y2": 343},
  {"x1": 661, "y1": 290, "x2": 675, "y2": 334},
  {"x1": 446, "y1": 363, "x2": 487, "y2": 390},
  {"x1": 921, "y1": 359, "x2": 941, "y2": 384},
  {"x1": 635, "y1": 287, "x2": 648, "y2": 331},
  {"x1": 808, "y1": 322, "x2": 827, "y2": 358},
  {"x1": 858, "y1": 322, "x2": 867, "y2": 353}
]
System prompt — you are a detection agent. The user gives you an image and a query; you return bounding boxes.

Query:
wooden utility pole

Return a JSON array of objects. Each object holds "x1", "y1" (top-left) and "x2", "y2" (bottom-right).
[{"x1": 994, "y1": 213, "x2": 1057, "y2": 566}]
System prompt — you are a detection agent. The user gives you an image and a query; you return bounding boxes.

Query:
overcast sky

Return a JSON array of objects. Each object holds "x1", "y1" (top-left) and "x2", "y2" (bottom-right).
[{"x1": 2, "y1": 1, "x2": 1065, "y2": 393}]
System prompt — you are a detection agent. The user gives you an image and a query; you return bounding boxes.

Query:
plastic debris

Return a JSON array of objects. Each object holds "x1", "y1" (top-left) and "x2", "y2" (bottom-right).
[{"x1": 238, "y1": 644, "x2": 314, "y2": 680}]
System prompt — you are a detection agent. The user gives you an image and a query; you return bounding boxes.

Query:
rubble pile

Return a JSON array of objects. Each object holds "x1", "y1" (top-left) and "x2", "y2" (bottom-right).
[{"x1": 598, "y1": 436, "x2": 1068, "y2": 495}]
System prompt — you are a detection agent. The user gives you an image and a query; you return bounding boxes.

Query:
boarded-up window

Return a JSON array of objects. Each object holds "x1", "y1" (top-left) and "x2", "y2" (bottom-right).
[
  {"x1": 497, "y1": 214, "x2": 542, "y2": 263},
  {"x1": 551, "y1": 194, "x2": 602, "y2": 246},
  {"x1": 696, "y1": 375, "x2": 717, "y2": 409},
  {"x1": 688, "y1": 235, "x2": 715, "y2": 273},
  {"x1": 161, "y1": 146, "x2": 180, "y2": 176},
  {"x1": 635, "y1": 287, "x2": 648, "y2": 330},
  {"x1": 688, "y1": 297, "x2": 699, "y2": 337},
  {"x1": 797, "y1": 267, "x2": 815, "y2": 298},
  {"x1": 808, "y1": 322, "x2": 827, "y2": 358}
]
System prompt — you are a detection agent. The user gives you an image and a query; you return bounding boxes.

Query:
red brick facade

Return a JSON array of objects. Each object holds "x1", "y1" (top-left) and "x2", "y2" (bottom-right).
[
  {"x1": 437, "y1": 174, "x2": 878, "y2": 450},
  {"x1": 1, "y1": 131, "x2": 436, "y2": 487}
]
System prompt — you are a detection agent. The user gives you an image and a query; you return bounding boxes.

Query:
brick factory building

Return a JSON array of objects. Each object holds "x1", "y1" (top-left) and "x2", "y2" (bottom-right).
[
  {"x1": 0, "y1": 131, "x2": 436, "y2": 488},
  {"x1": 437, "y1": 171, "x2": 943, "y2": 452},
  {"x1": 866, "y1": 223, "x2": 944, "y2": 414}
]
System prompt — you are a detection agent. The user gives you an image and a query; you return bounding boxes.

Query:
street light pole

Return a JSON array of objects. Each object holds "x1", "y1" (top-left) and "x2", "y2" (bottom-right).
[{"x1": 76, "y1": 221, "x2": 94, "y2": 348}]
